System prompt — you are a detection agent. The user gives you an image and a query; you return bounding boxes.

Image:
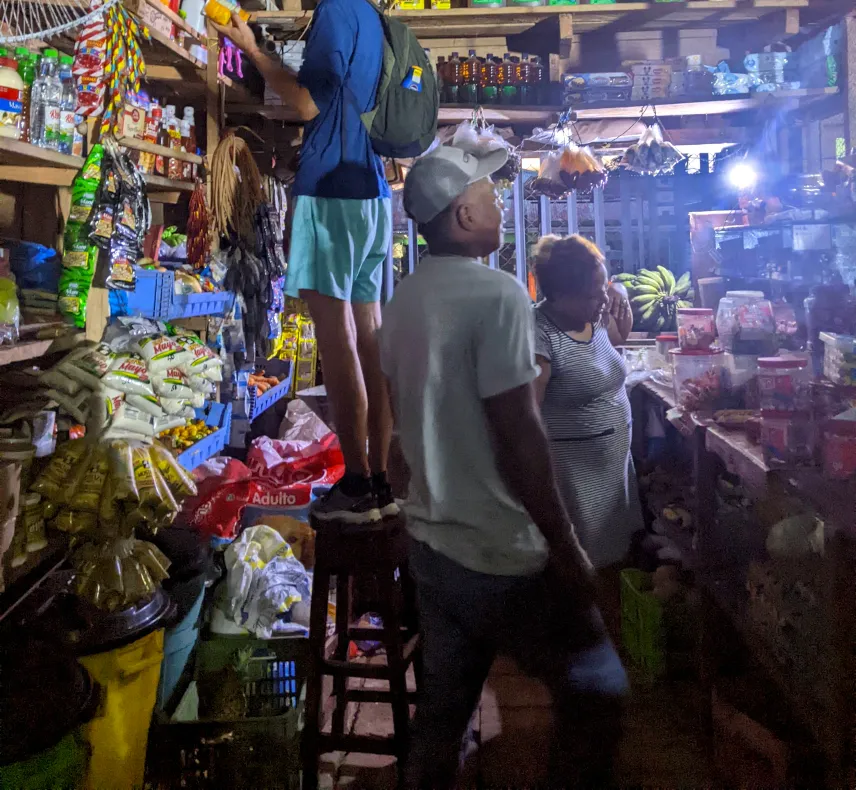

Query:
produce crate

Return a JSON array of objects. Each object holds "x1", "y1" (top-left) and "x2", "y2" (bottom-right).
[
  {"x1": 108, "y1": 268, "x2": 233, "y2": 320},
  {"x1": 176, "y1": 401, "x2": 232, "y2": 472},
  {"x1": 247, "y1": 363, "x2": 293, "y2": 422},
  {"x1": 145, "y1": 634, "x2": 308, "y2": 790},
  {"x1": 620, "y1": 568, "x2": 666, "y2": 681}
]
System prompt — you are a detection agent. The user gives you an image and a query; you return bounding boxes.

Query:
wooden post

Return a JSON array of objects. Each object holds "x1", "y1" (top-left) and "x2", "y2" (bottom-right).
[
  {"x1": 843, "y1": 11, "x2": 856, "y2": 153},
  {"x1": 206, "y1": 19, "x2": 220, "y2": 159}
]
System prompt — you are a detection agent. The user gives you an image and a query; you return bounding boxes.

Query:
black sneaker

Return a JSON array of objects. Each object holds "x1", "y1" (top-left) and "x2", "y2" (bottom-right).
[
  {"x1": 373, "y1": 479, "x2": 401, "y2": 519},
  {"x1": 311, "y1": 481, "x2": 381, "y2": 525}
]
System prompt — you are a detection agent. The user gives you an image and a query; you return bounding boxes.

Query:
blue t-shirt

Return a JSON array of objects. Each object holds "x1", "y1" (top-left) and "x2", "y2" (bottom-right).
[{"x1": 294, "y1": 0, "x2": 390, "y2": 200}]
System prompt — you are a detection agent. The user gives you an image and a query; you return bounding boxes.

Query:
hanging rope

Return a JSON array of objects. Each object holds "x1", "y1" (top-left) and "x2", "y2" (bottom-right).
[
  {"x1": 0, "y1": 0, "x2": 122, "y2": 45},
  {"x1": 210, "y1": 131, "x2": 265, "y2": 244}
]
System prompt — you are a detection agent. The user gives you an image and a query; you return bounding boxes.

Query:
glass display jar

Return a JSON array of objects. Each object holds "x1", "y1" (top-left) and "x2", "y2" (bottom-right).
[
  {"x1": 655, "y1": 333, "x2": 678, "y2": 358},
  {"x1": 677, "y1": 308, "x2": 716, "y2": 350},
  {"x1": 757, "y1": 357, "x2": 811, "y2": 411},
  {"x1": 669, "y1": 348, "x2": 729, "y2": 411},
  {"x1": 761, "y1": 410, "x2": 813, "y2": 468},
  {"x1": 716, "y1": 290, "x2": 776, "y2": 356}
]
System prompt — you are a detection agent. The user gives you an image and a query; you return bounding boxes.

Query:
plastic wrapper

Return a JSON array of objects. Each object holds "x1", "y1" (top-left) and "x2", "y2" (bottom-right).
[
  {"x1": 57, "y1": 271, "x2": 92, "y2": 328},
  {"x1": 52, "y1": 508, "x2": 98, "y2": 534},
  {"x1": 103, "y1": 352, "x2": 155, "y2": 396},
  {"x1": 620, "y1": 124, "x2": 683, "y2": 176},
  {"x1": 530, "y1": 145, "x2": 607, "y2": 197},
  {"x1": 133, "y1": 335, "x2": 192, "y2": 372},
  {"x1": 0, "y1": 278, "x2": 20, "y2": 346},
  {"x1": 450, "y1": 120, "x2": 520, "y2": 184},
  {"x1": 127, "y1": 445, "x2": 178, "y2": 529},
  {"x1": 160, "y1": 397, "x2": 195, "y2": 418},
  {"x1": 152, "y1": 367, "x2": 193, "y2": 399},
  {"x1": 68, "y1": 445, "x2": 110, "y2": 513},
  {"x1": 71, "y1": 537, "x2": 171, "y2": 611},
  {"x1": 102, "y1": 402, "x2": 156, "y2": 441},
  {"x1": 59, "y1": 343, "x2": 115, "y2": 390},
  {"x1": 127, "y1": 393, "x2": 164, "y2": 418},
  {"x1": 41, "y1": 367, "x2": 83, "y2": 396},
  {"x1": 150, "y1": 442, "x2": 197, "y2": 499},
  {"x1": 46, "y1": 388, "x2": 90, "y2": 424},
  {"x1": 30, "y1": 439, "x2": 90, "y2": 503}
]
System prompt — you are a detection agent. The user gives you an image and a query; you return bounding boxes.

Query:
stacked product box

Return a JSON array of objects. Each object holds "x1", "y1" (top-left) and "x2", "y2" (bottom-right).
[
  {"x1": 743, "y1": 51, "x2": 800, "y2": 93},
  {"x1": 629, "y1": 62, "x2": 671, "y2": 101},
  {"x1": 562, "y1": 72, "x2": 631, "y2": 104}
]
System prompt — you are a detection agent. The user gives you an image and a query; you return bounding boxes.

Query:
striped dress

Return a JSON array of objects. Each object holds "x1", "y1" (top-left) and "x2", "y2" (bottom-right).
[{"x1": 534, "y1": 306, "x2": 643, "y2": 569}]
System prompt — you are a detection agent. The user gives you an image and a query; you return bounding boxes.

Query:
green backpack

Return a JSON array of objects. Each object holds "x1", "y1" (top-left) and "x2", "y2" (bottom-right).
[{"x1": 360, "y1": 0, "x2": 439, "y2": 158}]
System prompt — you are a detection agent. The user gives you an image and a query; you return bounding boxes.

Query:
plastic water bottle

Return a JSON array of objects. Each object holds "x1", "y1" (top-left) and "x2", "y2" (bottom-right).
[
  {"x1": 57, "y1": 55, "x2": 75, "y2": 155},
  {"x1": 30, "y1": 49, "x2": 61, "y2": 149}
]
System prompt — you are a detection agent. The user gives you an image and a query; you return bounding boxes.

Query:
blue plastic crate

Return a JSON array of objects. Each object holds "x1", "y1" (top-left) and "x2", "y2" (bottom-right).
[
  {"x1": 109, "y1": 267, "x2": 234, "y2": 320},
  {"x1": 176, "y1": 401, "x2": 232, "y2": 471},
  {"x1": 246, "y1": 363, "x2": 293, "y2": 422}
]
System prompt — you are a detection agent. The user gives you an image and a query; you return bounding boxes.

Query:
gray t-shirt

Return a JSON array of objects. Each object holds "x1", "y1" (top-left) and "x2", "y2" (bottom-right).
[{"x1": 379, "y1": 255, "x2": 547, "y2": 576}]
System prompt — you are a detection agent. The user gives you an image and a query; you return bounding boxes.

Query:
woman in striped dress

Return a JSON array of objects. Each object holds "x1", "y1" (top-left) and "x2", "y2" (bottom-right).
[{"x1": 532, "y1": 235, "x2": 643, "y2": 569}]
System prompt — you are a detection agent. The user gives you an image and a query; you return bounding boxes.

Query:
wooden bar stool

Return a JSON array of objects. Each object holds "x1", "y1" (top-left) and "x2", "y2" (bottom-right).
[{"x1": 302, "y1": 515, "x2": 421, "y2": 790}]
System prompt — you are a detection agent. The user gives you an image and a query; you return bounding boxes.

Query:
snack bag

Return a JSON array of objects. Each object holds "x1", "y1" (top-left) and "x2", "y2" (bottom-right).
[
  {"x1": 150, "y1": 442, "x2": 198, "y2": 498},
  {"x1": 127, "y1": 393, "x2": 164, "y2": 418},
  {"x1": 59, "y1": 342, "x2": 114, "y2": 389},
  {"x1": 103, "y1": 352, "x2": 155, "y2": 396},
  {"x1": 133, "y1": 335, "x2": 192, "y2": 372},
  {"x1": 46, "y1": 388, "x2": 90, "y2": 424},
  {"x1": 68, "y1": 445, "x2": 110, "y2": 513},
  {"x1": 175, "y1": 335, "x2": 220, "y2": 372},
  {"x1": 152, "y1": 367, "x2": 193, "y2": 399},
  {"x1": 88, "y1": 385, "x2": 126, "y2": 432},
  {"x1": 52, "y1": 508, "x2": 98, "y2": 534},
  {"x1": 30, "y1": 439, "x2": 89, "y2": 503},
  {"x1": 127, "y1": 445, "x2": 179, "y2": 528}
]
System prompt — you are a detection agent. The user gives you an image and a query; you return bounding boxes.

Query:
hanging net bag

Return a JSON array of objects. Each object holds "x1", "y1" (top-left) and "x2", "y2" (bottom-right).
[{"x1": 0, "y1": 0, "x2": 123, "y2": 45}]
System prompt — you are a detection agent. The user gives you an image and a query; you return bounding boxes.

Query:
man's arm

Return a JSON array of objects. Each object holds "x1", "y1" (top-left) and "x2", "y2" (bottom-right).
[{"x1": 211, "y1": 13, "x2": 319, "y2": 121}]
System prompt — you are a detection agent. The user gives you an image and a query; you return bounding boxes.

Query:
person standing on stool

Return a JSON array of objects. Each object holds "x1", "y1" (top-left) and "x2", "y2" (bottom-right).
[
  {"x1": 379, "y1": 145, "x2": 628, "y2": 789},
  {"x1": 212, "y1": 3, "x2": 396, "y2": 524}
]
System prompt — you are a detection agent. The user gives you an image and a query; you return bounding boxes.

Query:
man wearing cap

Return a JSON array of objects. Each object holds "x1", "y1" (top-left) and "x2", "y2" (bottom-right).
[{"x1": 379, "y1": 145, "x2": 628, "y2": 789}]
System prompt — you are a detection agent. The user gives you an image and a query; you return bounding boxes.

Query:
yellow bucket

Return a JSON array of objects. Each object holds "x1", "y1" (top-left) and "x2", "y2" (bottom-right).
[{"x1": 78, "y1": 629, "x2": 164, "y2": 790}]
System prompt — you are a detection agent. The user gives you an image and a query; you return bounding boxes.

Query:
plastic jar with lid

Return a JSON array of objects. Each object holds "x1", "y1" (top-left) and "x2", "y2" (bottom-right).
[
  {"x1": 823, "y1": 418, "x2": 856, "y2": 480},
  {"x1": 669, "y1": 348, "x2": 729, "y2": 411},
  {"x1": 761, "y1": 410, "x2": 813, "y2": 468},
  {"x1": 0, "y1": 56, "x2": 24, "y2": 140},
  {"x1": 655, "y1": 333, "x2": 678, "y2": 358},
  {"x1": 716, "y1": 290, "x2": 776, "y2": 355},
  {"x1": 757, "y1": 356, "x2": 811, "y2": 412},
  {"x1": 677, "y1": 307, "x2": 715, "y2": 350}
]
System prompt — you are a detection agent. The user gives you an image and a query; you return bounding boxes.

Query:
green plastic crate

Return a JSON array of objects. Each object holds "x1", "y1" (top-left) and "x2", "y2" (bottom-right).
[
  {"x1": 145, "y1": 634, "x2": 308, "y2": 790},
  {"x1": 620, "y1": 569, "x2": 666, "y2": 681}
]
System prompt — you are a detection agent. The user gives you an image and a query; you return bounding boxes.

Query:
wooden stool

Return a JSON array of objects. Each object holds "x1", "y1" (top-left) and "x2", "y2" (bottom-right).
[{"x1": 302, "y1": 516, "x2": 421, "y2": 790}]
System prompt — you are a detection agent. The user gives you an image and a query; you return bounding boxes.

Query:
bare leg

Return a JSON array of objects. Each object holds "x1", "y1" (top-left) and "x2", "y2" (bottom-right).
[
  {"x1": 352, "y1": 301, "x2": 392, "y2": 476},
  {"x1": 300, "y1": 289, "x2": 369, "y2": 477}
]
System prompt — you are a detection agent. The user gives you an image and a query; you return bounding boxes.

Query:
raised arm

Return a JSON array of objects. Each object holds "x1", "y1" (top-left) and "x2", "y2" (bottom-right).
[{"x1": 606, "y1": 282, "x2": 633, "y2": 346}]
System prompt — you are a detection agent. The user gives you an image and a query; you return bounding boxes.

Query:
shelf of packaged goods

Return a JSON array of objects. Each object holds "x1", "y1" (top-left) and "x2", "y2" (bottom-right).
[
  {"x1": 130, "y1": 0, "x2": 206, "y2": 45},
  {"x1": 0, "y1": 331, "x2": 82, "y2": 368},
  {"x1": 252, "y1": 0, "x2": 808, "y2": 38},
  {"x1": 116, "y1": 136, "x2": 203, "y2": 165},
  {"x1": 230, "y1": 89, "x2": 838, "y2": 126}
]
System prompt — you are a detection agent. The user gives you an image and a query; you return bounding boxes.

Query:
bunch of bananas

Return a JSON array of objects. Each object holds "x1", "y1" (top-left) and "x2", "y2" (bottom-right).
[{"x1": 613, "y1": 266, "x2": 694, "y2": 332}]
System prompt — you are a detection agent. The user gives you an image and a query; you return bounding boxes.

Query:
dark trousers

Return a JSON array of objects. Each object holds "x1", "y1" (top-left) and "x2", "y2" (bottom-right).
[{"x1": 404, "y1": 539, "x2": 628, "y2": 790}]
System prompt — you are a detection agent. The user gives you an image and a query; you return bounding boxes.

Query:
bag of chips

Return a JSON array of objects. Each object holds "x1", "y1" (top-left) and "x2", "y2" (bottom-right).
[
  {"x1": 68, "y1": 445, "x2": 110, "y2": 513},
  {"x1": 52, "y1": 508, "x2": 98, "y2": 534},
  {"x1": 150, "y1": 442, "x2": 197, "y2": 498},
  {"x1": 30, "y1": 439, "x2": 90, "y2": 503}
]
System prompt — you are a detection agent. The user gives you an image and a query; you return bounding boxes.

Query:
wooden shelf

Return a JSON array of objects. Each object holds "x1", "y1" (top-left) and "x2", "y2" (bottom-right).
[
  {"x1": 0, "y1": 331, "x2": 82, "y2": 368},
  {"x1": 230, "y1": 89, "x2": 837, "y2": 127},
  {"x1": 0, "y1": 138, "x2": 84, "y2": 171},
  {"x1": 252, "y1": 0, "x2": 808, "y2": 37},
  {"x1": 145, "y1": 174, "x2": 196, "y2": 192},
  {"x1": 117, "y1": 136, "x2": 203, "y2": 164}
]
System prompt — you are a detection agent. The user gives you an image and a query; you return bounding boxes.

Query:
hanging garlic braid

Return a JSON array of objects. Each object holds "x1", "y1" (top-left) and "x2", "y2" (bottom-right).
[{"x1": 210, "y1": 131, "x2": 264, "y2": 244}]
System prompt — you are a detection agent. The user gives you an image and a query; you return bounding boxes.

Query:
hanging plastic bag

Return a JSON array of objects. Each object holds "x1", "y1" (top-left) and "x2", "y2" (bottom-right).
[{"x1": 621, "y1": 123, "x2": 683, "y2": 176}]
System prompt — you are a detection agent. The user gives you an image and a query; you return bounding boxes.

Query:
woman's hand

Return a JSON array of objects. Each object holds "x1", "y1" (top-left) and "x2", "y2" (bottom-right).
[{"x1": 606, "y1": 282, "x2": 633, "y2": 344}]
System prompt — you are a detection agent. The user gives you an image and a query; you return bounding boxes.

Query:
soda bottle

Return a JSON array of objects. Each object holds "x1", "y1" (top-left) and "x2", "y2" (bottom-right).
[
  {"x1": 156, "y1": 104, "x2": 174, "y2": 176},
  {"x1": 479, "y1": 54, "x2": 498, "y2": 104},
  {"x1": 529, "y1": 54, "x2": 546, "y2": 105},
  {"x1": 445, "y1": 52, "x2": 462, "y2": 104},
  {"x1": 516, "y1": 53, "x2": 531, "y2": 105},
  {"x1": 436, "y1": 55, "x2": 446, "y2": 102},
  {"x1": 57, "y1": 55, "x2": 75, "y2": 155},
  {"x1": 497, "y1": 53, "x2": 514, "y2": 106},
  {"x1": 30, "y1": 49, "x2": 61, "y2": 149},
  {"x1": 14, "y1": 49, "x2": 35, "y2": 143},
  {"x1": 461, "y1": 50, "x2": 480, "y2": 104}
]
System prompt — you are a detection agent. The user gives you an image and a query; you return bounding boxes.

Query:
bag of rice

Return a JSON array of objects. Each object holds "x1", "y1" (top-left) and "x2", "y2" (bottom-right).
[
  {"x1": 133, "y1": 335, "x2": 191, "y2": 373},
  {"x1": 41, "y1": 367, "x2": 83, "y2": 396},
  {"x1": 127, "y1": 393, "x2": 163, "y2": 418},
  {"x1": 46, "y1": 388, "x2": 90, "y2": 424},
  {"x1": 175, "y1": 335, "x2": 219, "y2": 373},
  {"x1": 59, "y1": 343, "x2": 115, "y2": 389}
]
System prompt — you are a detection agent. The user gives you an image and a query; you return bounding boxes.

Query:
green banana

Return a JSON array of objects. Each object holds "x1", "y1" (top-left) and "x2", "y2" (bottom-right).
[
  {"x1": 614, "y1": 273, "x2": 636, "y2": 284},
  {"x1": 632, "y1": 283, "x2": 663, "y2": 296},
  {"x1": 674, "y1": 271, "x2": 691, "y2": 294},
  {"x1": 677, "y1": 300, "x2": 693, "y2": 309},
  {"x1": 632, "y1": 294, "x2": 660, "y2": 306},
  {"x1": 640, "y1": 301, "x2": 659, "y2": 322},
  {"x1": 636, "y1": 273, "x2": 666, "y2": 291},
  {"x1": 657, "y1": 266, "x2": 676, "y2": 294}
]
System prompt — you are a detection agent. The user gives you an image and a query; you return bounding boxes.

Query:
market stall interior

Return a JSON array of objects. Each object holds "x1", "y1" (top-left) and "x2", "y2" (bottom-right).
[{"x1": 1, "y1": 0, "x2": 856, "y2": 787}]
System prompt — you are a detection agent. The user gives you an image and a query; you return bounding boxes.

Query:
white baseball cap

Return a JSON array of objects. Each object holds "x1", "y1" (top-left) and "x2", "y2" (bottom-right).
[{"x1": 403, "y1": 144, "x2": 509, "y2": 225}]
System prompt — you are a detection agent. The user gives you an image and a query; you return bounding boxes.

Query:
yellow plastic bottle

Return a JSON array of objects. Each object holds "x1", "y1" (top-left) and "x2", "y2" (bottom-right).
[{"x1": 203, "y1": 0, "x2": 249, "y2": 26}]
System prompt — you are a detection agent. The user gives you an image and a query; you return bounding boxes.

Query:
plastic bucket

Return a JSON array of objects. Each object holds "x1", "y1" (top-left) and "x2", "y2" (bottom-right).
[
  {"x1": 157, "y1": 575, "x2": 206, "y2": 711},
  {"x1": 78, "y1": 629, "x2": 164, "y2": 790}
]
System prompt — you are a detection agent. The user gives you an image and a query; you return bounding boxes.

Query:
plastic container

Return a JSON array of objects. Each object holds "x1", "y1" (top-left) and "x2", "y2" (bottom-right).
[
  {"x1": 620, "y1": 569, "x2": 665, "y2": 681},
  {"x1": 760, "y1": 410, "x2": 813, "y2": 468},
  {"x1": 757, "y1": 356, "x2": 811, "y2": 412},
  {"x1": 0, "y1": 731, "x2": 89, "y2": 790},
  {"x1": 176, "y1": 401, "x2": 232, "y2": 471},
  {"x1": 727, "y1": 354, "x2": 760, "y2": 410},
  {"x1": 669, "y1": 348, "x2": 728, "y2": 412},
  {"x1": 655, "y1": 333, "x2": 678, "y2": 358},
  {"x1": 468, "y1": 0, "x2": 505, "y2": 7},
  {"x1": 109, "y1": 267, "x2": 233, "y2": 319},
  {"x1": 822, "y1": 418, "x2": 856, "y2": 481},
  {"x1": 820, "y1": 332, "x2": 856, "y2": 386},
  {"x1": 78, "y1": 629, "x2": 165, "y2": 790},
  {"x1": 247, "y1": 364, "x2": 293, "y2": 422},
  {"x1": 0, "y1": 56, "x2": 24, "y2": 140},
  {"x1": 460, "y1": 50, "x2": 480, "y2": 103},
  {"x1": 716, "y1": 290, "x2": 776, "y2": 355},
  {"x1": 203, "y1": 0, "x2": 249, "y2": 25},
  {"x1": 676, "y1": 307, "x2": 715, "y2": 350}
]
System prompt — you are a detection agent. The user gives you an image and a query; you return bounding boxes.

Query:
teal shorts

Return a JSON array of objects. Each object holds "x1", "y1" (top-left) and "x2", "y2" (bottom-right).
[{"x1": 286, "y1": 196, "x2": 391, "y2": 303}]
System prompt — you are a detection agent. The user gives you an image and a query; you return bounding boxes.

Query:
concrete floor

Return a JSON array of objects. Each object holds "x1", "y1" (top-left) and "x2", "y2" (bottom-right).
[{"x1": 317, "y1": 656, "x2": 713, "y2": 790}]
